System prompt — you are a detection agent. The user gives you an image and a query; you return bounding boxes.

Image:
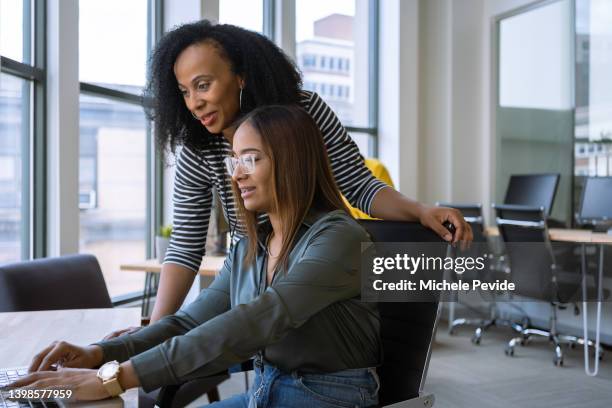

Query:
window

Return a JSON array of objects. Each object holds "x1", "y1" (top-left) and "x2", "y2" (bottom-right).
[
  {"x1": 78, "y1": 0, "x2": 156, "y2": 297},
  {"x1": 219, "y1": 0, "x2": 264, "y2": 33},
  {"x1": 0, "y1": 0, "x2": 30, "y2": 63},
  {"x1": 0, "y1": 74, "x2": 29, "y2": 263},
  {"x1": 296, "y1": 0, "x2": 377, "y2": 157},
  {"x1": 0, "y1": 0, "x2": 43, "y2": 263},
  {"x1": 79, "y1": 94, "x2": 148, "y2": 297}
]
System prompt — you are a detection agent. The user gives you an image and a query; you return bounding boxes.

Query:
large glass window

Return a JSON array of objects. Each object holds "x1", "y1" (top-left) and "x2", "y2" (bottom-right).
[
  {"x1": 79, "y1": 0, "x2": 148, "y2": 93},
  {"x1": 79, "y1": 94, "x2": 147, "y2": 297},
  {"x1": 0, "y1": 74, "x2": 29, "y2": 263},
  {"x1": 295, "y1": 0, "x2": 376, "y2": 157},
  {"x1": 0, "y1": 0, "x2": 41, "y2": 264},
  {"x1": 0, "y1": 0, "x2": 30, "y2": 63},
  {"x1": 219, "y1": 0, "x2": 264, "y2": 33},
  {"x1": 574, "y1": 0, "x2": 612, "y2": 209},
  {"x1": 78, "y1": 0, "x2": 152, "y2": 297}
]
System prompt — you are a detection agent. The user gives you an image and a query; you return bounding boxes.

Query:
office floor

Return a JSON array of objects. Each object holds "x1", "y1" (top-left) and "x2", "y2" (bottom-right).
[{"x1": 186, "y1": 322, "x2": 612, "y2": 407}]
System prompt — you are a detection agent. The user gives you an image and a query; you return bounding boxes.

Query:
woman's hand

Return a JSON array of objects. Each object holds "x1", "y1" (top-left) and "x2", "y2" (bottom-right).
[
  {"x1": 6, "y1": 368, "x2": 110, "y2": 402},
  {"x1": 28, "y1": 342, "x2": 103, "y2": 372},
  {"x1": 102, "y1": 326, "x2": 142, "y2": 341},
  {"x1": 419, "y1": 206, "x2": 473, "y2": 245}
]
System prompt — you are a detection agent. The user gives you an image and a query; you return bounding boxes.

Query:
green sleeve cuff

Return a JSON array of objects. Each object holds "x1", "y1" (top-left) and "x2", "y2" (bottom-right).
[
  {"x1": 91, "y1": 337, "x2": 134, "y2": 364},
  {"x1": 129, "y1": 346, "x2": 179, "y2": 393}
]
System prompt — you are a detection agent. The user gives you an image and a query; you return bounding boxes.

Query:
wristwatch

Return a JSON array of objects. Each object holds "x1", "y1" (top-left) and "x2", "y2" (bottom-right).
[{"x1": 96, "y1": 361, "x2": 124, "y2": 397}]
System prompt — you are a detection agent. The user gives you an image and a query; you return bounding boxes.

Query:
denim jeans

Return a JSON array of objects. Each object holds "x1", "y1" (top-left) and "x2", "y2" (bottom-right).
[{"x1": 206, "y1": 358, "x2": 380, "y2": 408}]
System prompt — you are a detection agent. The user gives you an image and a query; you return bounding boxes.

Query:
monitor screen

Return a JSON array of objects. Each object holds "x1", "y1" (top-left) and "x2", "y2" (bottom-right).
[
  {"x1": 579, "y1": 177, "x2": 612, "y2": 221},
  {"x1": 504, "y1": 174, "x2": 560, "y2": 215}
]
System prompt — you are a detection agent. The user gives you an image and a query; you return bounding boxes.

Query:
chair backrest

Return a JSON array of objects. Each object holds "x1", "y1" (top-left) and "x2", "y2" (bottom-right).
[
  {"x1": 504, "y1": 173, "x2": 560, "y2": 216},
  {"x1": 493, "y1": 204, "x2": 563, "y2": 301},
  {"x1": 436, "y1": 202, "x2": 486, "y2": 243},
  {"x1": 0, "y1": 254, "x2": 112, "y2": 312},
  {"x1": 358, "y1": 220, "x2": 446, "y2": 405}
]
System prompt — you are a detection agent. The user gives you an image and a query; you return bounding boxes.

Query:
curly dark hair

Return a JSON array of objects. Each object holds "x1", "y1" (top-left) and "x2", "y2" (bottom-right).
[{"x1": 144, "y1": 20, "x2": 302, "y2": 156}]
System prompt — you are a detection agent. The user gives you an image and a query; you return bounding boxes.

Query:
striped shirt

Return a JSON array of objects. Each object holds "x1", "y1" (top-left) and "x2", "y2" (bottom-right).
[{"x1": 165, "y1": 90, "x2": 387, "y2": 272}]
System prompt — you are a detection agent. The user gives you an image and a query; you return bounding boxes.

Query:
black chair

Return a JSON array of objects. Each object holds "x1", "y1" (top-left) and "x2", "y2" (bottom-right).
[
  {"x1": 437, "y1": 203, "x2": 528, "y2": 345},
  {"x1": 494, "y1": 204, "x2": 602, "y2": 366},
  {"x1": 156, "y1": 220, "x2": 447, "y2": 407},
  {"x1": 0, "y1": 254, "x2": 112, "y2": 312}
]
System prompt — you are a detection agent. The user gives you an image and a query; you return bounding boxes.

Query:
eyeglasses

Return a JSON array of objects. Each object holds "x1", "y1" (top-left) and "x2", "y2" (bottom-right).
[{"x1": 224, "y1": 154, "x2": 258, "y2": 176}]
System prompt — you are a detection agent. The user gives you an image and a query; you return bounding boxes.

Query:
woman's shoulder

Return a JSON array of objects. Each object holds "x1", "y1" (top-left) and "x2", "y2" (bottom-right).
[{"x1": 307, "y1": 210, "x2": 371, "y2": 243}]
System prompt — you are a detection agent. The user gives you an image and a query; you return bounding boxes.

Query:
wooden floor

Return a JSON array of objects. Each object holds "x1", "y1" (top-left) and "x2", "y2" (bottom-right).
[{"x1": 187, "y1": 322, "x2": 612, "y2": 407}]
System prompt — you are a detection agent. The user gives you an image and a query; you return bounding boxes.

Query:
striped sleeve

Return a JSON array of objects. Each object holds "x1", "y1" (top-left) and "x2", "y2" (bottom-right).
[
  {"x1": 301, "y1": 91, "x2": 388, "y2": 215},
  {"x1": 163, "y1": 146, "x2": 213, "y2": 273}
]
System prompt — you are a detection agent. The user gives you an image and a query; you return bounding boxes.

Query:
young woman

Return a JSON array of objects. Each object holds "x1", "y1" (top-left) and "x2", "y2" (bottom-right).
[
  {"x1": 103, "y1": 19, "x2": 471, "y2": 334},
  {"x1": 12, "y1": 106, "x2": 381, "y2": 407}
]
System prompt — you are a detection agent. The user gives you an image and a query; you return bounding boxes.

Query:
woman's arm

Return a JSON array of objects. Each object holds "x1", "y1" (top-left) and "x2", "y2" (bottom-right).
[
  {"x1": 370, "y1": 187, "x2": 472, "y2": 243},
  {"x1": 125, "y1": 217, "x2": 368, "y2": 392},
  {"x1": 304, "y1": 91, "x2": 472, "y2": 243}
]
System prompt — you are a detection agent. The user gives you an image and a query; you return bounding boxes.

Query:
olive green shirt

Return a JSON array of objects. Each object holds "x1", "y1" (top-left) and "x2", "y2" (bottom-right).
[{"x1": 95, "y1": 210, "x2": 381, "y2": 392}]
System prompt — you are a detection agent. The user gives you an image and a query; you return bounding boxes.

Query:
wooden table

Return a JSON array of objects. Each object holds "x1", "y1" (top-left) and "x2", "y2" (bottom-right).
[
  {"x1": 0, "y1": 308, "x2": 140, "y2": 407},
  {"x1": 120, "y1": 256, "x2": 226, "y2": 316},
  {"x1": 120, "y1": 256, "x2": 226, "y2": 277},
  {"x1": 485, "y1": 226, "x2": 612, "y2": 244}
]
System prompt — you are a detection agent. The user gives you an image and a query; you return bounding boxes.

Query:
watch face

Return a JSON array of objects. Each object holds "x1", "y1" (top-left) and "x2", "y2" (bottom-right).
[{"x1": 98, "y1": 361, "x2": 119, "y2": 380}]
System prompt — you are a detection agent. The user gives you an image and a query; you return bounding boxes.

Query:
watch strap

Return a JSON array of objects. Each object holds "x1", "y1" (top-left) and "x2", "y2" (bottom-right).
[{"x1": 103, "y1": 377, "x2": 124, "y2": 397}]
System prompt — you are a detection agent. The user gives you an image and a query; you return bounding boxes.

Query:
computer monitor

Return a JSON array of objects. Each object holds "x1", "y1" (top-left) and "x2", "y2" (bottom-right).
[
  {"x1": 579, "y1": 177, "x2": 612, "y2": 222},
  {"x1": 503, "y1": 173, "x2": 560, "y2": 216}
]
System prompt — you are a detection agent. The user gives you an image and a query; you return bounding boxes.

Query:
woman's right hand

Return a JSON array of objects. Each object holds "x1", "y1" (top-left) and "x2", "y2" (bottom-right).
[
  {"x1": 102, "y1": 326, "x2": 142, "y2": 341},
  {"x1": 28, "y1": 342, "x2": 104, "y2": 372}
]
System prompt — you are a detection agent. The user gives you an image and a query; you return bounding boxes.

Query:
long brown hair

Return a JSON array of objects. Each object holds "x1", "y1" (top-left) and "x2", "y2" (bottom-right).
[{"x1": 231, "y1": 105, "x2": 349, "y2": 270}]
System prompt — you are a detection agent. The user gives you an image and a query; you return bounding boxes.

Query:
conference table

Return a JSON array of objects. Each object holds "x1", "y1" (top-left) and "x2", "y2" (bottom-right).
[
  {"x1": 0, "y1": 308, "x2": 140, "y2": 407},
  {"x1": 486, "y1": 226, "x2": 611, "y2": 376}
]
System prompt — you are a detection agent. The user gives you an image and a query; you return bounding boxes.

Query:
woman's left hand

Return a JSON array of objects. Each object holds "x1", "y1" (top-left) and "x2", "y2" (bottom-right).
[
  {"x1": 419, "y1": 206, "x2": 473, "y2": 245},
  {"x1": 6, "y1": 368, "x2": 110, "y2": 401}
]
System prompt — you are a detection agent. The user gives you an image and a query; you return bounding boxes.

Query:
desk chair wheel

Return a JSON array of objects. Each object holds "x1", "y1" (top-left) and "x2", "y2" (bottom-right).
[
  {"x1": 504, "y1": 345, "x2": 514, "y2": 357},
  {"x1": 553, "y1": 346, "x2": 563, "y2": 367},
  {"x1": 471, "y1": 332, "x2": 481, "y2": 345}
]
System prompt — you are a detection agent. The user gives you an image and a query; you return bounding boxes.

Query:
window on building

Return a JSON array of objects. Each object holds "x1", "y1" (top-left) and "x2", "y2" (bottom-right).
[{"x1": 295, "y1": 0, "x2": 377, "y2": 156}]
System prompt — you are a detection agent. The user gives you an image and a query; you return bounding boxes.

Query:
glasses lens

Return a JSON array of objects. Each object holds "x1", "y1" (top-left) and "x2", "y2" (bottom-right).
[
  {"x1": 242, "y1": 155, "x2": 255, "y2": 174},
  {"x1": 224, "y1": 157, "x2": 235, "y2": 176}
]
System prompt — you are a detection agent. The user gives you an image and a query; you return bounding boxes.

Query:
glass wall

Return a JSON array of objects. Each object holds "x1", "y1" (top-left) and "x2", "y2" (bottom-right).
[
  {"x1": 574, "y1": 0, "x2": 612, "y2": 212},
  {"x1": 495, "y1": 0, "x2": 574, "y2": 225}
]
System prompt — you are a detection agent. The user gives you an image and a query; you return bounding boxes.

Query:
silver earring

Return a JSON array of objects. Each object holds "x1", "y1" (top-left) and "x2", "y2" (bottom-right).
[
  {"x1": 239, "y1": 88, "x2": 243, "y2": 112},
  {"x1": 191, "y1": 111, "x2": 199, "y2": 120}
]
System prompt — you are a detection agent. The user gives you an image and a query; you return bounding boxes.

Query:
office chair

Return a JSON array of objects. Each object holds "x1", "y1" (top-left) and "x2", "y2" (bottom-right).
[
  {"x1": 0, "y1": 254, "x2": 112, "y2": 311},
  {"x1": 155, "y1": 220, "x2": 446, "y2": 407},
  {"x1": 494, "y1": 204, "x2": 602, "y2": 366}
]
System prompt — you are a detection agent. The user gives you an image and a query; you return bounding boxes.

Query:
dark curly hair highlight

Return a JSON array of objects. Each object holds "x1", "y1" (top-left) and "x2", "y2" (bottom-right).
[{"x1": 145, "y1": 20, "x2": 303, "y2": 156}]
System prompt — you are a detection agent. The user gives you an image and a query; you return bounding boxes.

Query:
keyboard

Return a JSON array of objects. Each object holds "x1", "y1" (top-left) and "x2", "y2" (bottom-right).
[{"x1": 0, "y1": 368, "x2": 59, "y2": 408}]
